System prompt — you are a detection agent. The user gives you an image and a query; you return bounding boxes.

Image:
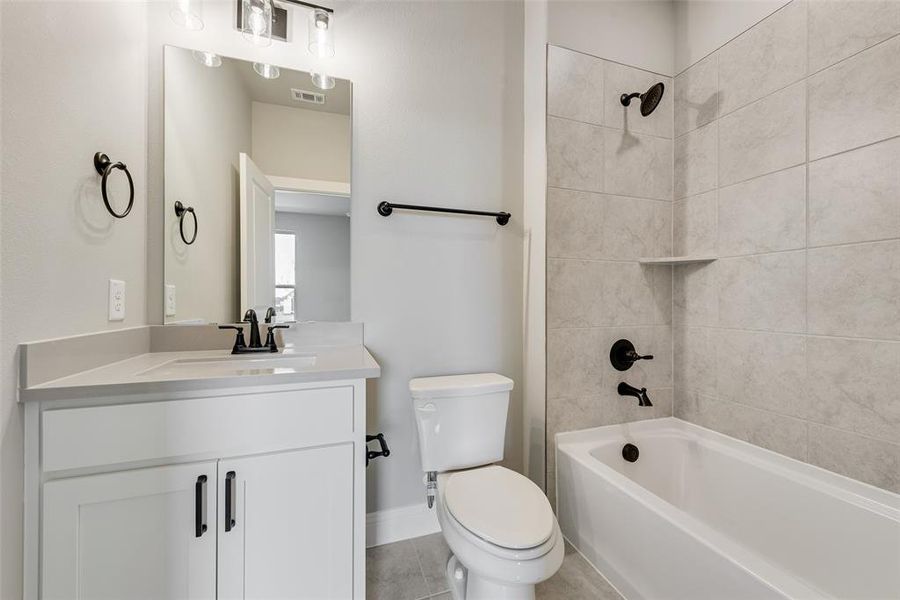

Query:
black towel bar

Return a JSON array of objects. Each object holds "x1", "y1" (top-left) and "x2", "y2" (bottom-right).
[{"x1": 377, "y1": 201, "x2": 510, "y2": 226}]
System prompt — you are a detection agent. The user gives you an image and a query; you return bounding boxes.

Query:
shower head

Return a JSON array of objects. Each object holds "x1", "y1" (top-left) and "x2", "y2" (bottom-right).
[{"x1": 620, "y1": 82, "x2": 665, "y2": 117}]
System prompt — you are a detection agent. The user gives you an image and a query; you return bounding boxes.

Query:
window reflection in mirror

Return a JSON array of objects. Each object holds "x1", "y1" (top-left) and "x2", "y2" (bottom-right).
[{"x1": 163, "y1": 45, "x2": 351, "y2": 324}]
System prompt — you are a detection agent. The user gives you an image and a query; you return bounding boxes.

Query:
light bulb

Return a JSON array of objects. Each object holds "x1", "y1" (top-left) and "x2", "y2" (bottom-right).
[
  {"x1": 310, "y1": 72, "x2": 335, "y2": 90},
  {"x1": 170, "y1": 0, "x2": 204, "y2": 30},
  {"x1": 241, "y1": 0, "x2": 272, "y2": 47},
  {"x1": 253, "y1": 62, "x2": 280, "y2": 79},
  {"x1": 192, "y1": 50, "x2": 222, "y2": 68},
  {"x1": 307, "y1": 9, "x2": 335, "y2": 58}
]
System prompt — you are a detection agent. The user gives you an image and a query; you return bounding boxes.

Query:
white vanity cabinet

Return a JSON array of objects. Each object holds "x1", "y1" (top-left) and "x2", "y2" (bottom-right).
[{"x1": 25, "y1": 380, "x2": 367, "y2": 600}]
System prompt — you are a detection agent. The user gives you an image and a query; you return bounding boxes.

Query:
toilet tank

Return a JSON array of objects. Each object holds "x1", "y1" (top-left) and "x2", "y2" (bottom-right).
[{"x1": 410, "y1": 373, "x2": 514, "y2": 472}]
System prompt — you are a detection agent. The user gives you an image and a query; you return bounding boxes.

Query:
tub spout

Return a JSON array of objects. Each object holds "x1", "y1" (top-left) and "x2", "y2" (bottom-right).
[{"x1": 618, "y1": 382, "x2": 652, "y2": 407}]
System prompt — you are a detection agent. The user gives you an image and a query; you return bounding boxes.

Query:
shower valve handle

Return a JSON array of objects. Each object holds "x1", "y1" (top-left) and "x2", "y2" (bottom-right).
[
  {"x1": 625, "y1": 350, "x2": 654, "y2": 362},
  {"x1": 610, "y1": 339, "x2": 654, "y2": 371}
]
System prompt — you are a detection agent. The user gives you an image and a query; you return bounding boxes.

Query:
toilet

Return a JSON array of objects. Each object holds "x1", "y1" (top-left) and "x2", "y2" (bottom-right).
[{"x1": 411, "y1": 373, "x2": 564, "y2": 600}]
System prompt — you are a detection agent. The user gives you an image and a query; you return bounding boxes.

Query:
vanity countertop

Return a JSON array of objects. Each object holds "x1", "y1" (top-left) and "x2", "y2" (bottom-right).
[{"x1": 20, "y1": 343, "x2": 380, "y2": 402}]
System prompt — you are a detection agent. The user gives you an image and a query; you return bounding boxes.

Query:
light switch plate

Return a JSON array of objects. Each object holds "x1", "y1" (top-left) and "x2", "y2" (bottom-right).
[
  {"x1": 165, "y1": 285, "x2": 177, "y2": 317},
  {"x1": 108, "y1": 279, "x2": 125, "y2": 321}
]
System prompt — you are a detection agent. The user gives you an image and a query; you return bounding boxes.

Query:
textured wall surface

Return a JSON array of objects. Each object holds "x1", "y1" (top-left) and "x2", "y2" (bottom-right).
[
  {"x1": 545, "y1": 46, "x2": 675, "y2": 505},
  {"x1": 547, "y1": 0, "x2": 900, "y2": 499},
  {"x1": 672, "y1": 0, "x2": 900, "y2": 493}
]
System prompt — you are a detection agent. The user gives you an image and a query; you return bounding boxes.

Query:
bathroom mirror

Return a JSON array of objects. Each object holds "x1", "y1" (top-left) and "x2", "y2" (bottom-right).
[{"x1": 163, "y1": 45, "x2": 351, "y2": 324}]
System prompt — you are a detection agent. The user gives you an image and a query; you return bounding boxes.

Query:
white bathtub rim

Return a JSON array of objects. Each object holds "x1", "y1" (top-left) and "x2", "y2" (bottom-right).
[
  {"x1": 557, "y1": 417, "x2": 900, "y2": 515},
  {"x1": 553, "y1": 418, "x2": 900, "y2": 599}
]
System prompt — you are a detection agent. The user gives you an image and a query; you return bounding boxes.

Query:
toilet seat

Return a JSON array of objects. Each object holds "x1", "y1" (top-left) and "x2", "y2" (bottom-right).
[{"x1": 444, "y1": 465, "x2": 555, "y2": 550}]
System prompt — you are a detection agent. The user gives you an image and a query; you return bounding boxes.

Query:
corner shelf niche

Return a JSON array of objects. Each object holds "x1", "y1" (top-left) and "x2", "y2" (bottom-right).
[{"x1": 638, "y1": 255, "x2": 717, "y2": 265}]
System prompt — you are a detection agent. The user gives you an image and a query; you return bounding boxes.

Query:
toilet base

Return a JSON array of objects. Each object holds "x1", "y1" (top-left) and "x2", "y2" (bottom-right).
[{"x1": 445, "y1": 554, "x2": 536, "y2": 600}]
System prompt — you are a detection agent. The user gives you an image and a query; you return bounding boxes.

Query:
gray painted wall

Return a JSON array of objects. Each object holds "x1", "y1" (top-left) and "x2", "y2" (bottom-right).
[
  {"x1": 164, "y1": 46, "x2": 249, "y2": 324},
  {"x1": 275, "y1": 211, "x2": 351, "y2": 322}
]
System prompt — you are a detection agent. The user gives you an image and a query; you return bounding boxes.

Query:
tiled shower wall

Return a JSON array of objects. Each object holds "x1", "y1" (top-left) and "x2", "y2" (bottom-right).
[
  {"x1": 547, "y1": 0, "x2": 900, "y2": 499},
  {"x1": 545, "y1": 46, "x2": 675, "y2": 504},
  {"x1": 673, "y1": 0, "x2": 900, "y2": 493}
]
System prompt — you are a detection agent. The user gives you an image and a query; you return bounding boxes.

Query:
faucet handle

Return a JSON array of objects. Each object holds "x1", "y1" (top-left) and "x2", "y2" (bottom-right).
[
  {"x1": 218, "y1": 325, "x2": 247, "y2": 354},
  {"x1": 264, "y1": 324, "x2": 289, "y2": 352}
]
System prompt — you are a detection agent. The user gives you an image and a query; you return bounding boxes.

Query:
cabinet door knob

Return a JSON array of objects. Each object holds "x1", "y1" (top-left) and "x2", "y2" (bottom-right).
[
  {"x1": 195, "y1": 475, "x2": 208, "y2": 538},
  {"x1": 225, "y1": 471, "x2": 237, "y2": 532}
]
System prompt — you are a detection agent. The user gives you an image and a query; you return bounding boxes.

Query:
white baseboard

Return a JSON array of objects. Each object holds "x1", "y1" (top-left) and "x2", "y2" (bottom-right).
[{"x1": 366, "y1": 503, "x2": 441, "y2": 548}]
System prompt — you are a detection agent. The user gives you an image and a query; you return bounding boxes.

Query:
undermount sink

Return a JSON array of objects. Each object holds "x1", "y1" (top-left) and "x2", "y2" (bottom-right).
[{"x1": 137, "y1": 353, "x2": 317, "y2": 379}]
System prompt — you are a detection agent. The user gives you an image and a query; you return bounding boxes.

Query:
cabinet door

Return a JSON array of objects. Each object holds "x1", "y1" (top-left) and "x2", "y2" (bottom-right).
[
  {"x1": 42, "y1": 462, "x2": 217, "y2": 600},
  {"x1": 218, "y1": 444, "x2": 354, "y2": 599}
]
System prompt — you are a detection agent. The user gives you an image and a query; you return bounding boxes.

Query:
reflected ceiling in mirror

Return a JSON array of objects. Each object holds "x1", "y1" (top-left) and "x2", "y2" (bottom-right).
[{"x1": 163, "y1": 46, "x2": 351, "y2": 325}]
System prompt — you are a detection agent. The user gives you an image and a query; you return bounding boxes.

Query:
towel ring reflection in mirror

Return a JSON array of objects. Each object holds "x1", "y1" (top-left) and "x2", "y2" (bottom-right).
[
  {"x1": 93, "y1": 152, "x2": 134, "y2": 219},
  {"x1": 174, "y1": 201, "x2": 198, "y2": 245}
]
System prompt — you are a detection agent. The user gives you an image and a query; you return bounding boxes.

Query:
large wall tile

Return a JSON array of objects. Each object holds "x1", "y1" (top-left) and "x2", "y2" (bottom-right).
[
  {"x1": 717, "y1": 166, "x2": 806, "y2": 257},
  {"x1": 808, "y1": 0, "x2": 900, "y2": 73},
  {"x1": 718, "y1": 0, "x2": 807, "y2": 114},
  {"x1": 547, "y1": 45, "x2": 605, "y2": 125},
  {"x1": 547, "y1": 328, "x2": 605, "y2": 399},
  {"x1": 674, "y1": 263, "x2": 719, "y2": 327},
  {"x1": 547, "y1": 259, "x2": 672, "y2": 328},
  {"x1": 808, "y1": 137, "x2": 900, "y2": 247},
  {"x1": 807, "y1": 337, "x2": 900, "y2": 444},
  {"x1": 603, "y1": 61, "x2": 673, "y2": 139},
  {"x1": 676, "y1": 393, "x2": 808, "y2": 461},
  {"x1": 674, "y1": 54, "x2": 719, "y2": 137},
  {"x1": 604, "y1": 129, "x2": 673, "y2": 200},
  {"x1": 809, "y1": 36, "x2": 900, "y2": 160},
  {"x1": 547, "y1": 116, "x2": 604, "y2": 192},
  {"x1": 717, "y1": 251, "x2": 806, "y2": 333},
  {"x1": 674, "y1": 190, "x2": 717, "y2": 256},
  {"x1": 715, "y1": 330, "x2": 808, "y2": 419},
  {"x1": 674, "y1": 326, "x2": 716, "y2": 396},
  {"x1": 547, "y1": 188, "x2": 671, "y2": 260},
  {"x1": 808, "y1": 424, "x2": 900, "y2": 493},
  {"x1": 718, "y1": 82, "x2": 806, "y2": 186},
  {"x1": 674, "y1": 122, "x2": 717, "y2": 199},
  {"x1": 808, "y1": 241, "x2": 900, "y2": 339},
  {"x1": 547, "y1": 395, "x2": 605, "y2": 437}
]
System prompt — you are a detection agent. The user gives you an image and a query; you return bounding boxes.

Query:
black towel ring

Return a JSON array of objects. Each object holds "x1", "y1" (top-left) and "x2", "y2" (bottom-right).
[
  {"x1": 174, "y1": 201, "x2": 198, "y2": 245},
  {"x1": 93, "y1": 152, "x2": 134, "y2": 219}
]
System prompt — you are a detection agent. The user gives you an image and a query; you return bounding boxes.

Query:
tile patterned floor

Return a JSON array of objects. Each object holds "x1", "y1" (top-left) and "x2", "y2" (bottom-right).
[{"x1": 366, "y1": 533, "x2": 623, "y2": 600}]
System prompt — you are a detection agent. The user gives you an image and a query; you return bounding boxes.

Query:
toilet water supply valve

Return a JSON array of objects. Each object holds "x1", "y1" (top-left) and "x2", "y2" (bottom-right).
[
  {"x1": 425, "y1": 471, "x2": 438, "y2": 509},
  {"x1": 365, "y1": 433, "x2": 391, "y2": 466}
]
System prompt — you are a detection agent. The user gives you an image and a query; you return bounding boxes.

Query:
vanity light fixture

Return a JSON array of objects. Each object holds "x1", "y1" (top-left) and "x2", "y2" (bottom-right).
[
  {"x1": 253, "y1": 62, "x2": 281, "y2": 79},
  {"x1": 307, "y1": 8, "x2": 335, "y2": 58},
  {"x1": 192, "y1": 50, "x2": 222, "y2": 68},
  {"x1": 310, "y1": 72, "x2": 335, "y2": 90},
  {"x1": 170, "y1": 0, "x2": 204, "y2": 30},
  {"x1": 241, "y1": 0, "x2": 273, "y2": 47}
]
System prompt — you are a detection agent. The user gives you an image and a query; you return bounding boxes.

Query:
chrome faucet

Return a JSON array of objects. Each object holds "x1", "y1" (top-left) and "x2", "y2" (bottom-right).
[{"x1": 618, "y1": 382, "x2": 653, "y2": 407}]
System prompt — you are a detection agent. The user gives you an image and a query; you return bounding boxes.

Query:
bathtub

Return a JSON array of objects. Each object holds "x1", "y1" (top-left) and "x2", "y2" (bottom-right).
[{"x1": 555, "y1": 418, "x2": 900, "y2": 600}]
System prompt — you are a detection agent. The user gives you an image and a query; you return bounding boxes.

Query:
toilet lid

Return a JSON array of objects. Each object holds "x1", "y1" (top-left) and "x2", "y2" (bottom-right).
[{"x1": 444, "y1": 465, "x2": 555, "y2": 550}]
